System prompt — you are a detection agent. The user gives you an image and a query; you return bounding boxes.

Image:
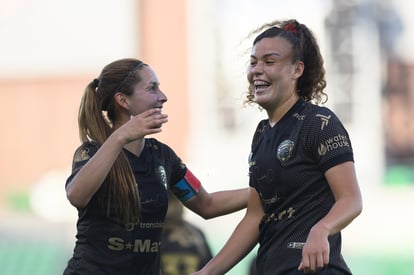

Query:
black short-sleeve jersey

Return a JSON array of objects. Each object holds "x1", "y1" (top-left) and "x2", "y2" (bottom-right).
[
  {"x1": 248, "y1": 99, "x2": 353, "y2": 274},
  {"x1": 63, "y1": 138, "x2": 187, "y2": 275}
]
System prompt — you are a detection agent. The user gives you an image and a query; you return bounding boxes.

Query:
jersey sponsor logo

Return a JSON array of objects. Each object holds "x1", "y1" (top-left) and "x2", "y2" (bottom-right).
[
  {"x1": 316, "y1": 114, "x2": 331, "y2": 130},
  {"x1": 263, "y1": 207, "x2": 296, "y2": 223},
  {"x1": 277, "y1": 140, "x2": 295, "y2": 162},
  {"x1": 125, "y1": 221, "x2": 164, "y2": 231},
  {"x1": 287, "y1": 242, "x2": 305, "y2": 249},
  {"x1": 107, "y1": 237, "x2": 161, "y2": 253},
  {"x1": 139, "y1": 222, "x2": 163, "y2": 229},
  {"x1": 318, "y1": 134, "x2": 350, "y2": 156}
]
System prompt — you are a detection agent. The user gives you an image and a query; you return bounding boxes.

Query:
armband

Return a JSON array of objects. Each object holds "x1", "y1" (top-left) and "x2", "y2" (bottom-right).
[{"x1": 171, "y1": 169, "x2": 201, "y2": 202}]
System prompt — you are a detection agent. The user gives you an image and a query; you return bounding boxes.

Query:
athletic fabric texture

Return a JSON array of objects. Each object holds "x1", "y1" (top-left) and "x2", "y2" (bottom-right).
[
  {"x1": 249, "y1": 99, "x2": 353, "y2": 275},
  {"x1": 64, "y1": 138, "x2": 187, "y2": 275}
]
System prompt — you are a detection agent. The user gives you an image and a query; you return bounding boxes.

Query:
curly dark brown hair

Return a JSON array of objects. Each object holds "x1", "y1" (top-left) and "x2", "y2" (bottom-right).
[{"x1": 244, "y1": 19, "x2": 327, "y2": 106}]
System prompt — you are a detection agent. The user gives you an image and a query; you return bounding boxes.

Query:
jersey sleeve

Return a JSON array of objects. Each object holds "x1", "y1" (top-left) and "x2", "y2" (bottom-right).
[
  {"x1": 159, "y1": 143, "x2": 202, "y2": 202},
  {"x1": 304, "y1": 107, "x2": 354, "y2": 173},
  {"x1": 65, "y1": 142, "x2": 99, "y2": 188},
  {"x1": 159, "y1": 143, "x2": 187, "y2": 186}
]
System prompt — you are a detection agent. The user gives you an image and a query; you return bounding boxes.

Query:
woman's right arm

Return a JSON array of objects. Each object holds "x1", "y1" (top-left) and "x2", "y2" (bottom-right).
[
  {"x1": 66, "y1": 108, "x2": 168, "y2": 208},
  {"x1": 191, "y1": 187, "x2": 263, "y2": 275},
  {"x1": 65, "y1": 133, "x2": 126, "y2": 208}
]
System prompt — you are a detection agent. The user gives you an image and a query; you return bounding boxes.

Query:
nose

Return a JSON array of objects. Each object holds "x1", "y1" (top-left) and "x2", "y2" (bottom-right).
[
  {"x1": 247, "y1": 62, "x2": 263, "y2": 82},
  {"x1": 250, "y1": 62, "x2": 264, "y2": 75},
  {"x1": 158, "y1": 89, "x2": 168, "y2": 103}
]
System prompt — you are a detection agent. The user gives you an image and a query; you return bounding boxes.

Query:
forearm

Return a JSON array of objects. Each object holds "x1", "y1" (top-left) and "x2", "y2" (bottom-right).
[
  {"x1": 318, "y1": 162, "x2": 363, "y2": 235},
  {"x1": 299, "y1": 163, "x2": 362, "y2": 272},
  {"x1": 209, "y1": 188, "x2": 249, "y2": 217},
  {"x1": 186, "y1": 187, "x2": 249, "y2": 219},
  {"x1": 200, "y1": 215, "x2": 259, "y2": 274},
  {"x1": 313, "y1": 195, "x2": 362, "y2": 236},
  {"x1": 66, "y1": 133, "x2": 126, "y2": 208},
  {"x1": 194, "y1": 188, "x2": 263, "y2": 275}
]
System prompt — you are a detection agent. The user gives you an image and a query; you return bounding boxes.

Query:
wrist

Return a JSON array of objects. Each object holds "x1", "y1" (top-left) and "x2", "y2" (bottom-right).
[
  {"x1": 106, "y1": 131, "x2": 130, "y2": 151},
  {"x1": 310, "y1": 222, "x2": 330, "y2": 237}
]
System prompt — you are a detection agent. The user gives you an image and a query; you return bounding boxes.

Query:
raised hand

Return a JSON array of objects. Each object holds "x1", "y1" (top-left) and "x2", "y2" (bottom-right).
[{"x1": 116, "y1": 108, "x2": 169, "y2": 144}]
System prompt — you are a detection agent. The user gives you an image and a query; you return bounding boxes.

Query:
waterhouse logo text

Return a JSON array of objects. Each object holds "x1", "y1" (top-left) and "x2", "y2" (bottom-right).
[{"x1": 318, "y1": 134, "x2": 350, "y2": 156}]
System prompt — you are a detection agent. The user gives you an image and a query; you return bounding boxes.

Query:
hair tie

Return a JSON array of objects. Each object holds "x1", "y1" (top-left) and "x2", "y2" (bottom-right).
[{"x1": 283, "y1": 23, "x2": 298, "y2": 34}]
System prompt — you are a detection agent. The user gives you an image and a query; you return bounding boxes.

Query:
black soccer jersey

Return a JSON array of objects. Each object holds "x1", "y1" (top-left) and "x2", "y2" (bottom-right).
[
  {"x1": 64, "y1": 138, "x2": 187, "y2": 275},
  {"x1": 249, "y1": 99, "x2": 353, "y2": 274}
]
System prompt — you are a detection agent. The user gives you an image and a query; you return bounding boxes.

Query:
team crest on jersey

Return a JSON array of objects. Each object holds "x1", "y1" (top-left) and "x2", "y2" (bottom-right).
[
  {"x1": 277, "y1": 140, "x2": 295, "y2": 162},
  {"x1": 248, "y1": 152, "x2": 256, "y2": 167},
  {"x1": 157, "y1": 165, "x2": 167, "y2": 190}
]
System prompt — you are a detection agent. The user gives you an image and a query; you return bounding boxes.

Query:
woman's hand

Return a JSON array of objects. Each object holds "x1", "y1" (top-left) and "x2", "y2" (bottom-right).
[
  {"x1": 297, "y1": 225, "x2": 330, "y2": 273},
  {"x1": 298, "y1": 161, "x2": 362, "y2": 273},
  {"x1": 116, "y1": 108, "x2": 168, "y2": 143}
]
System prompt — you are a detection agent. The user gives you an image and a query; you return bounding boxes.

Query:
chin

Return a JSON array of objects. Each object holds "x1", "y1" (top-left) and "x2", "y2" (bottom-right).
[
  {"x1": 254, "y1": 97, "x2": 266, "y2": 105},
  {"x1": 255, "y1": 100, "x2": 270, "y2": 110}
]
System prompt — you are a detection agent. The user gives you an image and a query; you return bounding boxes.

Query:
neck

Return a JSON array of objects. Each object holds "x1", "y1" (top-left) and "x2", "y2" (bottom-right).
[
  {"x1": 267, "y1": 93, "x2": 299, "y2": 127},
  {"x1": 124, "y1": 139, "x2": 145, "y2": 157}
]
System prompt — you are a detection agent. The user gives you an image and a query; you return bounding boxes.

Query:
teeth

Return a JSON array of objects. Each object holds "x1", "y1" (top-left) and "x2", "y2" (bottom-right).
[
  {"x1": 254, "y1": 80, "x2": 269, "y2": 86},
  {"x1": 254, "y1": 80, "x2": 270, "y2": 92}
]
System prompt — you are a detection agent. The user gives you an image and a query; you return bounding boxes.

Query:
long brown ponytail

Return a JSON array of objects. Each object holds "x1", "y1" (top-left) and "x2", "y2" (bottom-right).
[{"x1": 78, "y1": 58, "x2": 147, "y2": 225}]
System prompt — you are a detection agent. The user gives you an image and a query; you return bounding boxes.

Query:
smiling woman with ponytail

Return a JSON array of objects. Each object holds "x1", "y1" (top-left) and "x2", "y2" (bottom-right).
[
  {"x1": 63, "y1": 58, "x2": 249, "y2": 275},
  {"x1": 76, "y1": 60, "x2": 145, "y2": 226}
]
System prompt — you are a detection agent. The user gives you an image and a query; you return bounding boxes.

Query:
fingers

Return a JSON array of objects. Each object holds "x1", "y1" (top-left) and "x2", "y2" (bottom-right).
[
  {"x1": 141, "y1": 108, "x2": 165, "y2": 118},
  {"x1": 139, "y1": 108, "x2": 168, "y2": 127},
  {"x1": 149, "y1": 113, "x2": 168, "y2": 130},
  {"x1": 119, "y1": 109, "x2": 168, "y2": 142},
  {"x1": 138, "y1": 109, "x2": 168, "y2": 133},
  {"x1": 298, "y1": 250, "x2": 329, "y2": 273}
]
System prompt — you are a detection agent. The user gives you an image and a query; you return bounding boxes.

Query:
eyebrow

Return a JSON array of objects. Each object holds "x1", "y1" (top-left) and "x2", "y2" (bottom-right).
[
  {"x1": 250, "y1": 52, "x2": 281, "y2": 59},
  {"x1": 144, "y1": 81, "x2": 160, "y2": 89}
]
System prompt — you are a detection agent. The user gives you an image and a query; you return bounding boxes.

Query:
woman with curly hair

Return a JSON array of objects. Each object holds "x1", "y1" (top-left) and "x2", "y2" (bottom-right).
[{"x1": 192, "y1": 19, "x2": 362, "y2": 275}]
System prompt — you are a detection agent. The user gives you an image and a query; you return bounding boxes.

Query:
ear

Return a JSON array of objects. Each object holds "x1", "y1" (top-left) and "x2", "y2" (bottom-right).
[
  {"x1": 113, "y1": 92, "x2": 129, "y2": 109},
  {"x1": 293, "y1": 61, "x2": 304, "y2": 79}
]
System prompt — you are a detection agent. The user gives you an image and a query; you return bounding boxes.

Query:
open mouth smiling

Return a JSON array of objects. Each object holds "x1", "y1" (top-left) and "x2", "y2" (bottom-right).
[{"x1": 254, "y1": 80, "x2": 271, "y2": 92}]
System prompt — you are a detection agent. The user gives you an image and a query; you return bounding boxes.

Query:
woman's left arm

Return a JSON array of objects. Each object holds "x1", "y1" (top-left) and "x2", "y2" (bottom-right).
[
  {"x1": 183, "y1": 186, "x2": 249, "y2": 219},
  {"x1": 321, "y1": 161, "x2": 363, "y2": 232},
  {"x1": 298, "y1": 161, "x2": 362, "y2": 272}
]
